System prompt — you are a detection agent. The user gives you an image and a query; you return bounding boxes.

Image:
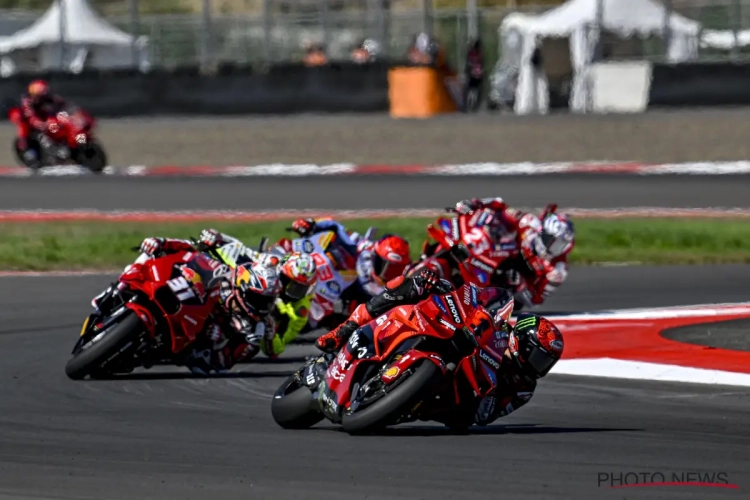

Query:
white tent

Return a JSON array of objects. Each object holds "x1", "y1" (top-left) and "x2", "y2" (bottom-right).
[
  {"x1": 499, "y1": 0, "x2": 701, "y2": 115},
  {"x1": 0, "y1": 0, "x2": 148, "y2": 76}
]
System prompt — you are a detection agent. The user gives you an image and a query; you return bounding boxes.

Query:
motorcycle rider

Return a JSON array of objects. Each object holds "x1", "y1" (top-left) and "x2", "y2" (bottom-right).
[
  {"x1": 447, "y1": 197, "x2": 575, "y2": 309},
  {"x1": 16, "y1": 80, "x2": 68, "y2": 169},
  {"x1": 195, "y1": 228, "x2": 318, "y2": 359},
  {"x1": 316, "y1": 268, "x2": 564, "y2": 428},
  {"x1": 289, "y1": 217, "x2": 412, "y2": 302},
  {"x1": 137, "y1": 236, "x2": 283, "y2": 374}
]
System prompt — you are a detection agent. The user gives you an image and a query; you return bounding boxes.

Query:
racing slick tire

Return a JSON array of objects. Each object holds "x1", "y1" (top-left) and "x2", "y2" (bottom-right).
[
  {"x1": 271, "y1": 375, "x2": 325, "y2": 429},
  {"x1": 341, "y1": 360, "x2": 439, "y2": 435},
  {"x1": 65, "y1": 310, "x2": 143, "y2": 380}
]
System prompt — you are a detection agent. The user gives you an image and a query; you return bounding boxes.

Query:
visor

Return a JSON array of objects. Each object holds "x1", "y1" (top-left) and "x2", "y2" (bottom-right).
[
  {"x1": 373, "y1": 254, "x2": 407, "y2": 282},
  {"x1": 526, "y1": 347, "x2": 557, "y2": 377},
  {"x1": 542, "y1": 233, "x2": 570, "y2": 258}
]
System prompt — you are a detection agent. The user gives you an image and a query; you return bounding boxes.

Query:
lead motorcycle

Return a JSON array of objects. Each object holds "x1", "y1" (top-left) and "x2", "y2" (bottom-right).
[
  {"x1": 407, "y1": 207, "x2": 531, "y2": 311},
  {"x1": 65, "y1": 246, "x2": 253, "y2": 380},
  {"x1": 271, "y1": 282, "x2": 518, "y2": 434}
]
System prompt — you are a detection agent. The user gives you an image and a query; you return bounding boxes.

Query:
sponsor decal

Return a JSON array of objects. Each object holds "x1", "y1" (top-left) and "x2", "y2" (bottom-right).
[
  {"x1": 451, "y1": 218, "x2": 460, "y2": 240},
  {"x1": 470, "y1": 258, "x2": 495, "y2": 274},
  {"x1": 470, "y1": 285, "x2": 478, "y2": 306},
  {"x1": 480, "y1": 349, "x2": 501, "y2": 370},
  {"x1": 326, "y1": 280, "x2": 341, "y2": 295},
  {"x1": 444, "y1": 295, "x2": 462, "y2": 324},
  {"x1": 383, "y1": 366, "x2": 400, "y2": 382},
  {"x1": 515, "y1": 316, "x2": 538, "y2": 330},
  {"x1": 550, "y1": 339, "x2": 564, "y2": 351},
  {"x1": 317, "y1": 232, "x2": 334, "y2": 249},
  {"x1": 302, "y1": 240, "x2": 314, "y2": 254},
  {"x1": 476, "y1": 395, "x2": 496, "y2": 423},
  {"x1": 438, "y1": 318, "x2": 457, "y2": 331},
  {"x1": 432, "y1": 295, "x2": 447, "y2": 314},
  {"x1": 329, "y1": 364, "x2": 345, "y2": 382},
  {"x1": 349, "y1": 331, "x2": 360, "y2": 348},
  {"x1": 493, "y1": 330, "x2": 509, "y2": 351},
  {"x1": 463, "y1": 286, "x2": 471, "y2": 305}
]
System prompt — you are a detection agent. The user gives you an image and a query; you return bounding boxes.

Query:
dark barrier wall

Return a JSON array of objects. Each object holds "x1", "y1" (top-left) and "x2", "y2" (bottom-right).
[
  {"x1": 0, "y1": 62, "x2": 391, "y2": 117},
  {"x1": 649, "y1": 62, "x2": 750, "y2": 107}
]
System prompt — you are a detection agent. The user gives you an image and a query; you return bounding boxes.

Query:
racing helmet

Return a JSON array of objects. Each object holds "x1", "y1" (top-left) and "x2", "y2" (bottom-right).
[
  {"x1": 509, "y1": 313, "x2": 564, "y2": 378},
  {"x1": 27, "y1": 80, "x2": 50, "y2": 102},
  {"x1": 231, "y1": 262, "x2": 281, "y2": 318},
  {"x1": 541, "y1": 212, "x2": 575, "y2": 258},
  {"x1": 371, "y1": 234, "x2": 411, "y2": 284},
  {"x1": 279, "y1": 252, "x2": 317, "y2": 301}
]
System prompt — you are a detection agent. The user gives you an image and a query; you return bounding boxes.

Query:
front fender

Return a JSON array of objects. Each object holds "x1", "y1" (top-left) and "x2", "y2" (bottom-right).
[{"x1": 125, "y1": 303, "x2": 156, "y2": 337}]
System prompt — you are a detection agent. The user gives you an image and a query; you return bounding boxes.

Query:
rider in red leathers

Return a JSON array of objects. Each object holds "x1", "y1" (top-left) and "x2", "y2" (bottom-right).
[
  {"x1": 450, "y1": 197, "x2": 575, "y2": 309},
  {"x1": 315, "y1": 269, "x2": 564, "y2": 428},
  {"x1": 16, "y1": 80, "x2": 68, "y2": 168}
]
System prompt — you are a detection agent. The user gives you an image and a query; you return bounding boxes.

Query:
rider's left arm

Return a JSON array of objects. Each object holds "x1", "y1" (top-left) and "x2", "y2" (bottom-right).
[{"x1": 262, "y1": 297, "x2": 312, "y2": 358}]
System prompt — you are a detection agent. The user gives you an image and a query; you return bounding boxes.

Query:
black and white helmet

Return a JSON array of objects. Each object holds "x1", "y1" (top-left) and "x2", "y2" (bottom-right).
[{"x1": 540, "y1": 212, "x2": 575, "y2": 258}]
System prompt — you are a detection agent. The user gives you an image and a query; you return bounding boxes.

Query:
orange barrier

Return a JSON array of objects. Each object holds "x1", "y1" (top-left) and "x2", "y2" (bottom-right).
[{"x1": 388, "y1": 66, "x2": 458, "y2": 118}]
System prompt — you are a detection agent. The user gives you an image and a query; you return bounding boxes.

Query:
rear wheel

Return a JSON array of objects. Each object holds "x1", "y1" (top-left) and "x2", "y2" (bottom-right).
[
  {"x1": 341, "y1": 360, "x2": 439, "y2": 435},
  {"x1": 65, "y1": 310, "x2": 143, "y2": 380},
  {"x1": 271, "y1": 375, "x2": 324, "y2": 429}
]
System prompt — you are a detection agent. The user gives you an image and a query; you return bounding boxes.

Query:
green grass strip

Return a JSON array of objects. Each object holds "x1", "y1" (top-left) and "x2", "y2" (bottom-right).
[{"x1": 1, "y1": 218, "x2": 749, "y2": 271}]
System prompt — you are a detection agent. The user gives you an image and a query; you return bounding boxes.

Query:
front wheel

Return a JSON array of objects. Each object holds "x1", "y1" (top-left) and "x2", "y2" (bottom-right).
[
  {"x1": 341, "y1": 360, "x2": 439, "y2": 435},
  {"x1": 271, "y1": 375, "x2": 324, "y2": 429},
  {"x1": 65, "y1": 310, "x2": 143, "y2": 380}
]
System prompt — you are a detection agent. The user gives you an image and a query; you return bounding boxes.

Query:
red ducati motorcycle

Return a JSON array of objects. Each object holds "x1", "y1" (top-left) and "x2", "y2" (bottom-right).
[
  {"x1": 9, "y1": 103, "x2": 107, "y2": 173},
  {"x1": 407, "y1": 207, "x2": 531, "y2": 310},
  {"x1": 271, "y1": 282, "x2": 516, "y2": 434},
  {"x1": 65, "y1": 249, "x2": 229, "y2": 380}
]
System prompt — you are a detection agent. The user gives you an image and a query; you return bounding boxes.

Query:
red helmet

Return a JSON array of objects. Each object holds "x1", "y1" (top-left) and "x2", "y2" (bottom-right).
[
  {"x1": 372, "y1": 234, "x2": 411, "y2": 283},
  {"x1": 509, "y1": 313, "x2": 563, "y2": 378},
  {"x1": 28, "y1": 80, "x2": 49, "y2": 100}
]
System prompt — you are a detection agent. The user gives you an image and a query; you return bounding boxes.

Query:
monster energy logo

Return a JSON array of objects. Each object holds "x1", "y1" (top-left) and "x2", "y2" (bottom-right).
[{"x1": 515, "y1": 316, "x2": 538, "y2": 330}]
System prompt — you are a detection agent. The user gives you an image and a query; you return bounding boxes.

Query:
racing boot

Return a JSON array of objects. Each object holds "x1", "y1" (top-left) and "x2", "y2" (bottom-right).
[{"x1": 315, "y1": 320, "x2": 359, "y2": 353}]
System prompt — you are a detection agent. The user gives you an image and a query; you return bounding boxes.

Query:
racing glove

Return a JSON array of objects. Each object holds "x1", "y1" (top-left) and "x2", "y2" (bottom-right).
[
  {"x1": 292, "y1": 218, "x2": 316, "y2": 236},
  {"x1": 199, "y1": 228, "x2": 224, "y2": 249},
  {"x1": 455, "y1": 199, "x2": 479, "y2": 215},
  {"x1": 413, "y1": 268, "x2": 440, "y2": 293},
  {"x1": 140, "y1": 237, "x2": 165, "y2": 256}
]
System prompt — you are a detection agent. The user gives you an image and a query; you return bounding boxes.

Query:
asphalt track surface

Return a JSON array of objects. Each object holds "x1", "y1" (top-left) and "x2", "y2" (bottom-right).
[
  {"x1": 3, "y1": 174, "x2": 750, "y2": 211},
  {"x1": 2, "y1": 265, "x2": 750, "y2": 500},
  {"x1": 6, "y1": 110, "x2": 750, "y2": 166}
]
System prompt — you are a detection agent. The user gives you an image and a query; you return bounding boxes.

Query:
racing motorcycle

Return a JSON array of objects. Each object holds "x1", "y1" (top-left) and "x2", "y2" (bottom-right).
[
  {"x1": 65, "y1": 248, "x2": 235, "y2": 380},
  {"x1": 407, "y1": 207, "x2": 531, "y2": 311},
  {"x1": 9, "y1": 103, "x2": 107, "y2": 173},
  {"x1": 271, "y1": 282, "x2": 514, "y2": 434}
]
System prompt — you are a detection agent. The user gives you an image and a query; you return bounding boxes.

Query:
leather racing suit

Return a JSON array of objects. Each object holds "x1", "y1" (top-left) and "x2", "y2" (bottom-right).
[
  {"x1": 197, "y1": 229, "x2": 312, "y2": 358},
  {"x1": 17, "y1": 93, "x2": 67, "y2": 158},
  {"x1": 137, "y1": 237, "x2": 277, "y2": 374},
  {"x1": 454, "y1": 197, "x2": 573, "y2": 308}
]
